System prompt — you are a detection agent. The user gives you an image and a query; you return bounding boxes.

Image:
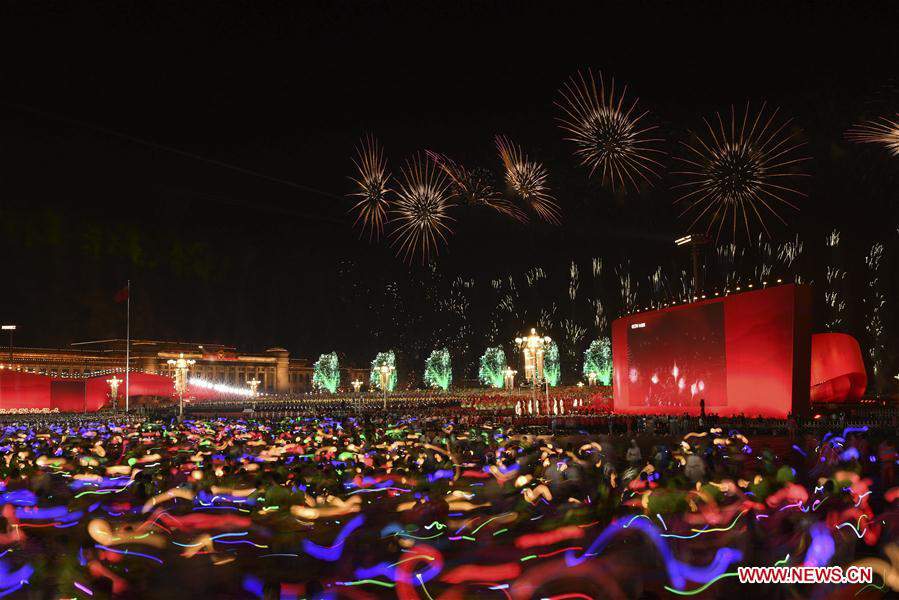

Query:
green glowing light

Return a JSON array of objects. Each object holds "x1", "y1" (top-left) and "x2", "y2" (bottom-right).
[
  {"x1": 395, "y1": 531, "x2": 444, "y2": 540},
  {"x1": 478, "y1": 346, "x2": 507, "y2": 388},
  {"x1": 341, "y1": 579, "x2": 396, "y2": 588},
  {"x1": 74, "y1": 489, "x2": 117, "y2": 499},
  {"x1": 856, "y1": 581, "x2": 886, "y2": 596},
  {"x1": 582, "y1": 337, "x2": 612, "y2": 385},
  {"x1": 424, "y1": 347, "x2": 452, "y2": 390},
  {"x1": 544, "y1": 340, "x2": 560, "y2": 386},
  {"x1": 312, "y1": 351, "x2": 340, "y2": 393},
  {"x1": 665, "y1": 554, "x2": 790, "y2": 596},
  {"x1": 664, "y1": 572, "x2": 739, "y2": 595},
  {"x1": 471, "y1": 513, "x2": 506, "y2": 534}
]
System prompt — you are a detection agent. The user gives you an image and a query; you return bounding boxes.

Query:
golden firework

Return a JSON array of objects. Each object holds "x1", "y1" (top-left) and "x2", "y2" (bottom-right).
[
  {"x1": 495, "y1": 135, "x2": 561, "y2": 225},
  {"x1": 672, "y1": 102, "x2": 810, "y2": 241},
  {"x1": 349, "y1": 135, "x2": 392, "y2": 241},
  {"x1": 426, "y1": 150, "x2": 527, "y2": 222},
  {"x1": 846, "y1": 114, "x2": 899, "y2": 156},
  {"x1": 390, "y1": 153, "x2": 456, "y2": 263},
  {"x1": 556, "y1": 69, "x2": 665, "y2": 191}
]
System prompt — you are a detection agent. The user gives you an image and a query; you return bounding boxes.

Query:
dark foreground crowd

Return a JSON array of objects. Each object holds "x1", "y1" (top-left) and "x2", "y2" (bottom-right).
[{"x1": 0, "y1": 411, "x2": 895, "y2": 599}]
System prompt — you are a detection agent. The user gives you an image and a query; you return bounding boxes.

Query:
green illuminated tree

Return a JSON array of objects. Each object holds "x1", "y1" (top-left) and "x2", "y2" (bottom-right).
[
  {"x1": 544, "y1": 340, "x2": 560, "y2": 386},
  {"x1": 370, "y1": 350, "x2": 398, "y2": 392},
  {"x1": 312, "y1": 351, "x2": 340, "y2": 393},
  {"x1": 478, "y1": 346, "x2": 507, "y2": 388},
  {"x1": 424, "y1": 347, "x2": 452, "y2": 390},
  {"x1": 582, "y1": 338, "x2": 612, "y2": 385}
]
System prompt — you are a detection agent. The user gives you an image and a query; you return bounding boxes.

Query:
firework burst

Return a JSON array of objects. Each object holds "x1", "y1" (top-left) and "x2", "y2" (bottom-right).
[
  {"x1": 556, "y1": 69, "x2": 665, "y2": 190},
  {"x1": 349, "y1": 136, "x2": 392, "y2": 241},
  {"x1": 389, "y1": 153, "x2": 455, "y2": 263},
  {"x1": 425, "y1": 151, "x2": 527, "y2": 222},
  {"x1": 846, "y1": 114, "x2": 899, "y2": 156},
  {"x1": 673, "y1": 102, "x2": 810, "y2": 241},
  {"x1": 495, "y1": 135, "x2": 562, "y2": 224}
]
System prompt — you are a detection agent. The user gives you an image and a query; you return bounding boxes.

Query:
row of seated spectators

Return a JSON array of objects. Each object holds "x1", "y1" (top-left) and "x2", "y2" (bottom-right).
[{"x1": 188, "y1": 395, "x2": 465, "y2": 416}]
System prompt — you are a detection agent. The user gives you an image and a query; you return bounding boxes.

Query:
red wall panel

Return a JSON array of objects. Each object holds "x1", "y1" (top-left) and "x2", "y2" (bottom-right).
[
  {"x1": 51, "y1": 380, "x2": 86, "y2": 412},
  {"x1": 0, "y1": 370, "x2": 220, "y2": 412},
  {"x1": 0, "y1": 370, "x2": 51, "y2": 409}
]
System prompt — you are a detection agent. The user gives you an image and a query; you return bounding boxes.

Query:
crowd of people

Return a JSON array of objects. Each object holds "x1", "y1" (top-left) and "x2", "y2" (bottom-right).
[
  {"x1": 187, "y1": 389, "x2": 610, "y2": 419},
  {"x1": 189, "y1": 395, "x2": 467, "y2": 417},
  {"x1": 0, "y1": 407, "x2": 894, "y2": 598}
]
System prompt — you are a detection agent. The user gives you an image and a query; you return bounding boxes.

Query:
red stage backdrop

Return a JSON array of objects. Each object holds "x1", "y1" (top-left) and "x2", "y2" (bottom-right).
[{"x1": 612, "y1": 284, "x2": 812, "y2": 418}]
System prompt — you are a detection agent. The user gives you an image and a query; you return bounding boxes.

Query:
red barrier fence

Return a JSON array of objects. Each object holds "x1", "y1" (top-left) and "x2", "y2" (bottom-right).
[{"x1": 0, "y1": 370, "x2": 218, "y2": 412}]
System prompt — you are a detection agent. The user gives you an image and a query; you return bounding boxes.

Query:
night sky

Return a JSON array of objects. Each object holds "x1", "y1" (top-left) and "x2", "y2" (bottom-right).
[{"x1": 1, "y1": 2, "x2": 897, "y2": 381}]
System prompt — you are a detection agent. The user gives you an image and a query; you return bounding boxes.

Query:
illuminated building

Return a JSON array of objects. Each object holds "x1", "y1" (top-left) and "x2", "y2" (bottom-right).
[{"x1": 0, "y1": 339, "x2": 367, "y2": 394}]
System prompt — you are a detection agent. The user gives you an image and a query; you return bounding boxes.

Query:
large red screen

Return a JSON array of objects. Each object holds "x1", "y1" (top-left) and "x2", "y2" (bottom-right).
[{"x1": 612, "y1": 284, "x2": 812, "y2": 418}]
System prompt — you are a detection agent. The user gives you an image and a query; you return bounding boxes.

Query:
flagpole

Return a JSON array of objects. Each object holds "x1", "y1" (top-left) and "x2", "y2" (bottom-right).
[{"x1": 125, "y1": 280, "x2": 130, "y2": 412}]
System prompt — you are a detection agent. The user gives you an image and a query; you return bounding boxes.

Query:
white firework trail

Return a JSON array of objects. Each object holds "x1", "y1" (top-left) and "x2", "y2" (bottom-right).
[
  {"x1": 777, "y1": 235, "x2": 803, "y2": 269},
  {"x1": 616, "y1": 262, "x2": 638, "y2": 314},
  {"x1": 715, "y1": 242, "x2": 743, "y2": 290},
  {"x1": 562, "y1": 318, "x2": 588, "y2": 370},
  {"x1": 825, "y1": 266, "x2": 846, "y2": 284},
  {"x1": 676, "y1": 270, "x2": 692, "y2": 301},
  {"x1": 650, "y1": 265, "x2": 665, "y2": 296},
  {"x1": 753, "y1": 233, "x2": 774, "y2": 282},
  {"x1": 865, "y1": 242, "x2": 886, "y2": 377},
  {"x1": 563, "y1": 319, "x2": 587, "y2": 346},
  {"x1": 590, "y1": 298, "x2": 607, "y2": 330},
  {"x1": 569, "y1": 261, "x2": 580, "y2": 301},
  {"x1": 824, "y1": 290, "x2": 846, "y2": 331},
  {"x1": 538, "y1": 304, "x2": 558, "y2": 331},
  {"x1": 526, "y1": 267, "x2": 546, "y2": 287},
  {"x1": 824, "y1": 229, "x2": 845, "y2": 331}
]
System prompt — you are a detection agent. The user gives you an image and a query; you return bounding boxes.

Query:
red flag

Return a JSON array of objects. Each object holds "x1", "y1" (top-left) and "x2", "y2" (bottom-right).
[{"x1": 114, "y1": 286, "x2": 129, "y2": 303}]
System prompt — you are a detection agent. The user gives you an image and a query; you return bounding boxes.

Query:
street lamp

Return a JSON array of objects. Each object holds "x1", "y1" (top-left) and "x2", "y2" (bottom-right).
[
  {"x1": 244, "y1": 377, "x2": 261, "y2": 412},
  {"x1": 1, "y1": 325, "x2": 15, "y2": 362},
  {"x1": 503, "y1": 367, "x2": 517, "y2": 397},
  {"x1": 516, "y1": 328, "x2": 551, "y2": 409},
  {"x1": 106, "y1": 375, "x2": 122, "y2": 411},
  {"x1": 378, "y1": 364, "x2": 395, "y2": 410},
  {"x1": 246, "y1": 378, "x2": 261, "y2": 411},
  {"x1": 587, "y1": 371, "x2": 598, "y2": 387},
  {"x1": 167, "y1": 353, "x2": 196, "y2": 420}
]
